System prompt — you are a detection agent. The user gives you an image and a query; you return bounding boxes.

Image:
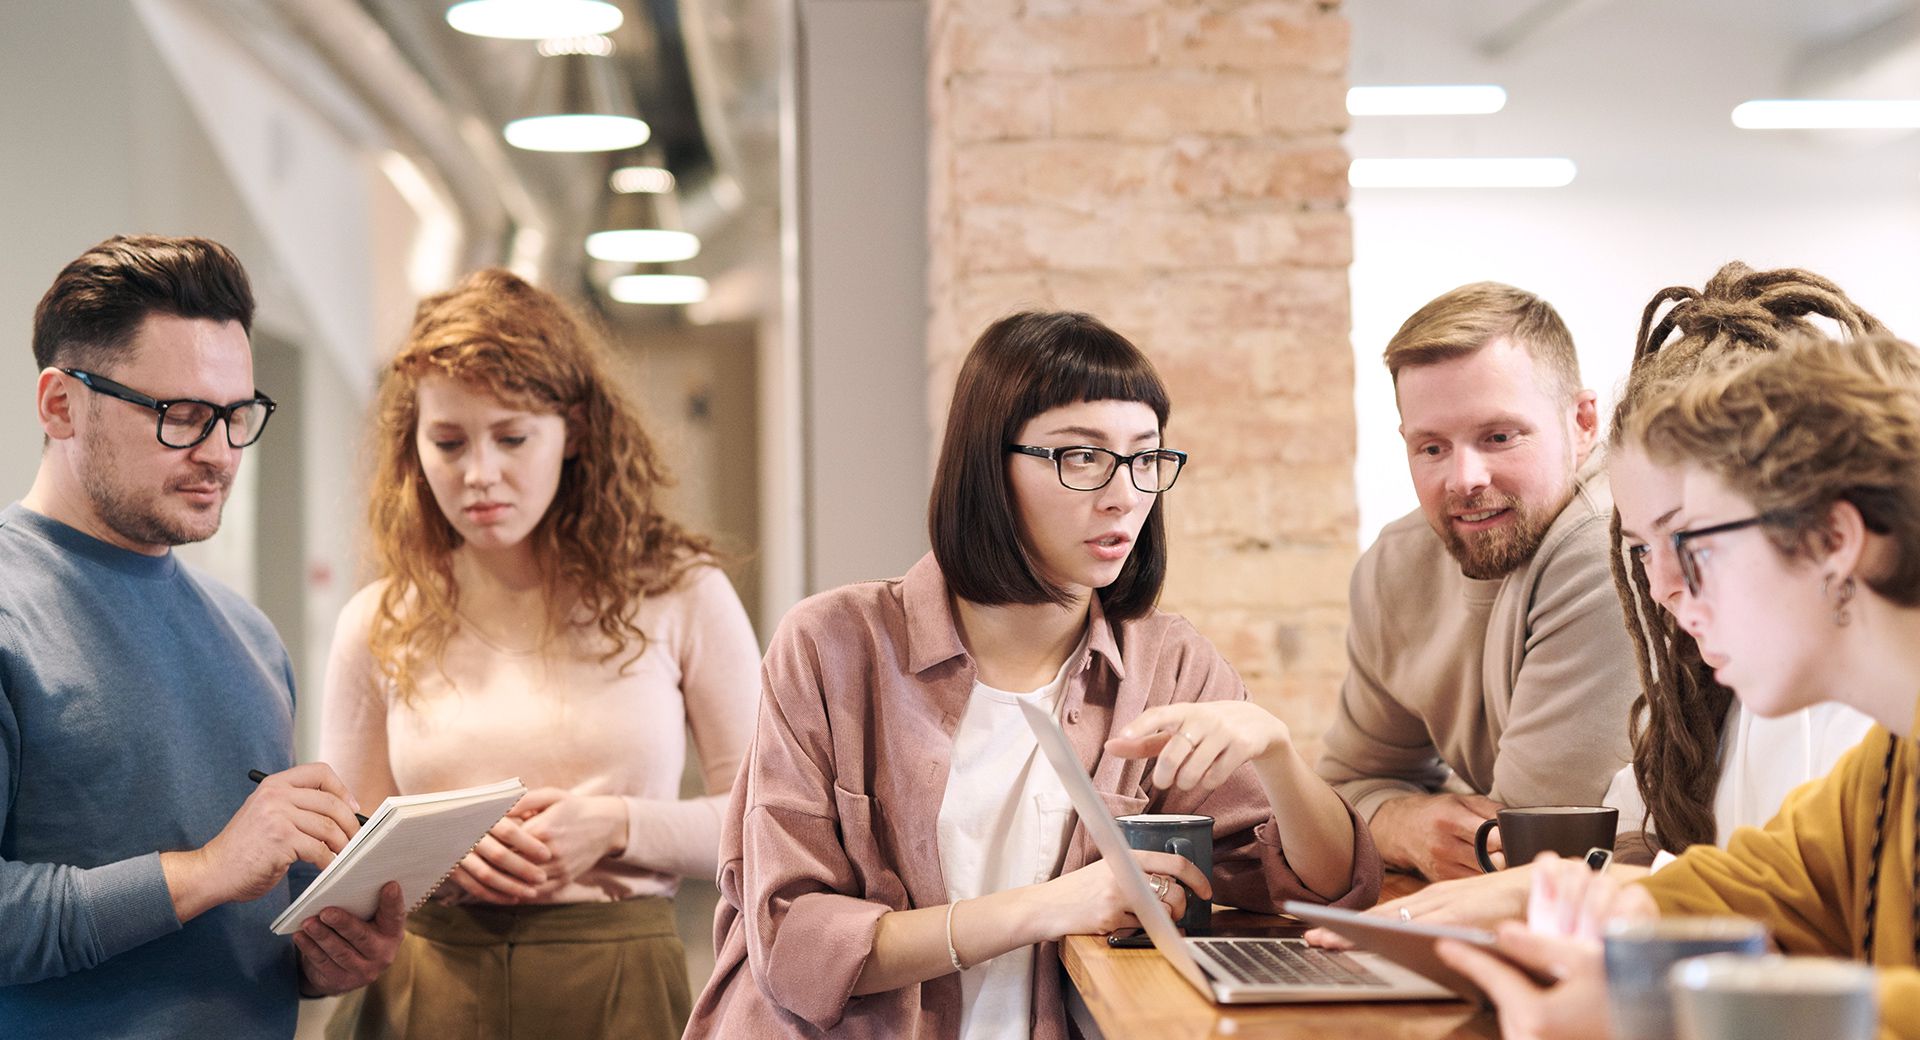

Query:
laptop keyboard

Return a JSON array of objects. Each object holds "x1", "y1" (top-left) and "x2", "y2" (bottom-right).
[{"x1": 1192, "y1": 938, "x2": 1388, "y2": 988}]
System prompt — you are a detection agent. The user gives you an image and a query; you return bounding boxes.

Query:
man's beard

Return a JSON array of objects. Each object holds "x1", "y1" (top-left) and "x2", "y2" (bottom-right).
[
  {"x1": 78, "y1": 431, "x2": 230, "y2": 548},
  {"x1": 1440, "y1": 490, "x2": 1568, "y2": 581}
]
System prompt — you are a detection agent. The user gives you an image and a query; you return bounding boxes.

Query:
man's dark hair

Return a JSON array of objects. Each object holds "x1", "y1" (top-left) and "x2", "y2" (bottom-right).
[
  {"x1": 31, "y1": 235, "x2": 255, "y2": 371},
  {"x1": 929, "y1": 310, "x2": 1171, "y2": 621}
]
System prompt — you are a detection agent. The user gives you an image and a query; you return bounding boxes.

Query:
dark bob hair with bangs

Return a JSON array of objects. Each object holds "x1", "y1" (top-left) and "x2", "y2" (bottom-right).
[{"x1": 929, "y1": 310, "x2": 1171, "y2": 621}]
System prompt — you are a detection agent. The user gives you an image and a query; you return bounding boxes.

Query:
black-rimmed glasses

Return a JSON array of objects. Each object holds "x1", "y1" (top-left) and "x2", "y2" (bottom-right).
[
  {"x1": 1008, "y1": 444, "x2": 1188, "y2": 493},
  {"x1": 62, "y1": 368, "x2": 277, "y2": 449},
  {"x1": 1669, "y1": 513, "x2": 1791, "y2": 598}
]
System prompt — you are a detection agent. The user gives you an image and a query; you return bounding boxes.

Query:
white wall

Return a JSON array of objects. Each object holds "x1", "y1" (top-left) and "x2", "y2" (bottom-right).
[
  {"x1": 795, "y1": 0, "x2": 931, "y2": 592},
  {"x1": 0, "y1": 3, "x2": 142, "y2": 502},
  {"x1": 1349, "y1": 0, "x2": 1920, "y2": 546},
  {"x1": 0, "y1": 3, "x2": 405, "y2": 754}
]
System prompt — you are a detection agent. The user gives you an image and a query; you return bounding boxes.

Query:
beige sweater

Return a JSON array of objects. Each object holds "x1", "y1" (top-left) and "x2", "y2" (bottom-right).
[
  {"x1": 320, "y1": 564, "x2": 760, "y2": 903},
  {"x1": 1315, "y1": 455, "x2": 1638, "y2": 822}
]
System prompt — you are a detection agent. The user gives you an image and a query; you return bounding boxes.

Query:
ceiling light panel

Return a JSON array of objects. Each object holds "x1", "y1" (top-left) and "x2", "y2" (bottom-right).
[
  {"x1": 587, "y1": 229, "x2": 701, "y2": 263},
  {"x1": 1731, "y1": 99, "x2": 1920, "y2": 129},
  {"x1": 610, "y1": 274, "x2": 710, "y2": 305},
  {"x1": 446, "y1": 0, "x2": 623, "y2": 40},
  {"x1": 611, "y1": 166, "x2": 676, "y2": 194},
  {"x1": 505, "y1": 114, "x2": 650, "y2": 152},
  {"x1": 1348, "y1": 158, "x2": 1577, "y2": 188},
  {"x1": 1346, "y1": 85, "x2": 1508, "y2": 116}
]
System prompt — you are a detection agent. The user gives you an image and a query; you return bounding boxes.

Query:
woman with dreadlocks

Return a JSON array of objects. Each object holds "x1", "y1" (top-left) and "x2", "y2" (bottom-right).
[
  {"x1": 1317, "y1": 263, "x2": 1884, "y2": 937},
  {"x1": 1440, "y1": 328, "x2": 1920, "y2": 1040}
]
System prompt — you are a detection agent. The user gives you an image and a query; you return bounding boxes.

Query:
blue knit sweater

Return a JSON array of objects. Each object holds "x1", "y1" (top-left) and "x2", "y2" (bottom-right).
[{"x1": 0, "y1": 503, "x2": 300, "y2": 1038}]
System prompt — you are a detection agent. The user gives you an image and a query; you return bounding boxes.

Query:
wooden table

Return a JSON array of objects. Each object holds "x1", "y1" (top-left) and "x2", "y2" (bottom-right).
[{"x1": 1061, "y1": 873, "x2": 1501, "y2": 1039}]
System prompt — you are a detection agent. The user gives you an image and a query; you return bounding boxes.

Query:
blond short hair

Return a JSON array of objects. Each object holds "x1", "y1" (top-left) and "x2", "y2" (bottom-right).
[{"x1": 1384, "y1": 282, "x2": 1579, "y2": 401}]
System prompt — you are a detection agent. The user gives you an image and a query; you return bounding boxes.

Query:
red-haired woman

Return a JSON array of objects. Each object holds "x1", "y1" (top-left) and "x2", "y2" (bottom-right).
[{"x1": 319, "y1": 269, "x2": 759, "y2": 1039}]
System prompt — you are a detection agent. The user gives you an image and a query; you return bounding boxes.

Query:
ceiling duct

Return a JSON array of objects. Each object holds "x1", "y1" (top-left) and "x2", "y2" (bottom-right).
[{"x1": 266, "y1": 0, "x2": 555, "y2": 274}]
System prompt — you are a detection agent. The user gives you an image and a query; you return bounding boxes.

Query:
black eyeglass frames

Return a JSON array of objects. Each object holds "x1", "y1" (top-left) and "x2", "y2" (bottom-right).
[
  {"x1": 1669, "y1": 513, "x2": 1789, "y2": 598},
  {"x1": 61, "y1": 368, "x2": 277, "y2": 450},
  {"x1": 1008, "y1": 444, "x2": 1188, "y2": 493}
]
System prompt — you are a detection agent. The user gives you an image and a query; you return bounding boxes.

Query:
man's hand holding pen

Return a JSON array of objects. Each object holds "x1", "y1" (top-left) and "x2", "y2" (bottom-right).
[{"x1": 155, "y1": 763, "x2": 405, "y2": 993}]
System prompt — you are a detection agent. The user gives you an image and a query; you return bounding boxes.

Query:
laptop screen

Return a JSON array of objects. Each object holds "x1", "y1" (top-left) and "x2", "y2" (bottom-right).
[{"x1": 1016, "y1": 698, "x2": 1216, "y2": 995}]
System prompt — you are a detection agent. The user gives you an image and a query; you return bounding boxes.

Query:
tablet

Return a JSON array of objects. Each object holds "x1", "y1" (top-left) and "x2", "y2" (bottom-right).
[{"x1": 1282, "y1": 901, "x2": 1554, "y2": 1006}]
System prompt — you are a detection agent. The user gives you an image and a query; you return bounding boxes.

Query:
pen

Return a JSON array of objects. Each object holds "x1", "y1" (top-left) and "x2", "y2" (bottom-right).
[{"x1": 248, "y1": 769, "x2": 369, "y2": 825}]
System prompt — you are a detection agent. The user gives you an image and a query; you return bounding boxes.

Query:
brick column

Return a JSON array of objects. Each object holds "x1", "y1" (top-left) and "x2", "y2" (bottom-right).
[{"x1": 927, "y1": 0, "x2": 1356, "y2": 743}]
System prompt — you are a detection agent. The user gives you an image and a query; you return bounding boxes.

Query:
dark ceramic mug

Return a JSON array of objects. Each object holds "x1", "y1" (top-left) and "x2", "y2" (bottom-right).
[
  {"x1": 1474, "y1": 805, "x2": 1618, "y2": 873},
  {"x1": 1116, "y1": 813, "x2": 1213, "y2": 934}
]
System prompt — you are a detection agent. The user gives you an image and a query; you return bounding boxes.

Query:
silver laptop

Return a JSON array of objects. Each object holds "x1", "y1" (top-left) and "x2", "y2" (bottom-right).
[{"x1": 1018, "y1": 698, "x2": 1458, "y2": 1004}]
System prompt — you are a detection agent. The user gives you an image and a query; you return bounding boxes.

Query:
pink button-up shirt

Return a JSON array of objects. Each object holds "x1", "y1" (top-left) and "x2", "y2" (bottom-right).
[{"x1": 686, "y1": 554, "x2": 1381, "y2": 1038}]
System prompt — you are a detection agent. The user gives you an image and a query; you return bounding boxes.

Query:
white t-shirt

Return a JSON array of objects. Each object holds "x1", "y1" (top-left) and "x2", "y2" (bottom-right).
[
  {"x1": 936, "y1": 647, "x2": 1082, "y2": 1040},
  {"x1": 1604, "y1": 700, "x2": 1876, "y2": 867}
]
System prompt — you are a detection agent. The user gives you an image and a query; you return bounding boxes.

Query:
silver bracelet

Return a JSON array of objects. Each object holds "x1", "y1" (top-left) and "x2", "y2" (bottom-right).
[{"x1": 945, "y1": 899, "x2": 967, "y2": 973}]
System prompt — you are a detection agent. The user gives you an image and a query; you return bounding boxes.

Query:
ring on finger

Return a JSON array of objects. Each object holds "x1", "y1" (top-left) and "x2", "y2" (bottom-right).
[
  {"x1": 1149, "y1": 874, "x2": 1171, "y2": 899},
  {"x1": 1398, "y1": 907, "x2": 1412, "y2": 922}
]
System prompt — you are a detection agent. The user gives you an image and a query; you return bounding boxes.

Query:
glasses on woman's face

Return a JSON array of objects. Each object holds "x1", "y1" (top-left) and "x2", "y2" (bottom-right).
[
  {"x1": 1668, "y1": 514, "x2": 1787, "y2": 598},
  {"x1": 1008, "y1": 444, "x2": 1188, "y2": 493},
  {"x1": 62, "y1": 368, "x2": 276, "y2": 449}
]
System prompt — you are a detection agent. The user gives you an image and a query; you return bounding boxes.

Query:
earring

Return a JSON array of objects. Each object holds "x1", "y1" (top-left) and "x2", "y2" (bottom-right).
[{"x1": 1824, "y1": 574, "x2": 1856, "y2": 627}]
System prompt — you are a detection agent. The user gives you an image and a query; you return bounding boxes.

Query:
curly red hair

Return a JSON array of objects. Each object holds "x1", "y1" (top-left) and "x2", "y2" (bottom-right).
[{"x1": 365, "y1": 268, "x2": 711, "y2": 702}]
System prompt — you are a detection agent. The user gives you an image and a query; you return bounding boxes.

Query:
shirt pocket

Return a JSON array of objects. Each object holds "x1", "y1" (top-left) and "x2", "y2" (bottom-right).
[
  {"x1": 830, "y1": 783, "x2": 910, "y2": 909},
  {"x1": 1033, "y1": 790, "x2": 1075, "y2": 883}
]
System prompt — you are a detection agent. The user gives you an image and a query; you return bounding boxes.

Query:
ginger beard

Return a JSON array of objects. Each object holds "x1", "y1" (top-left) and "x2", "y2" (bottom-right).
[{"x1": 1439, "y1": 481, "x2": 1568, "y2": 580}]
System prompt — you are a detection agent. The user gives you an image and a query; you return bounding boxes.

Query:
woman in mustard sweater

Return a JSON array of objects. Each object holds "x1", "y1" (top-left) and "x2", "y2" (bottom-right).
[{"x1": 1440, "y1": 331, "x2": 1920, "y2": 1040}]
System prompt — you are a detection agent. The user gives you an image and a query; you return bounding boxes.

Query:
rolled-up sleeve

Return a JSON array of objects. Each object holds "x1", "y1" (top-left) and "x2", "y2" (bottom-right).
[
  {"x1": 730, "y1": 616, "x2": 897, "y2": 1032},
  {"x1": 1206, "y1": 800, "x2": 1381, "y2": 911},
  {"x1": 1161, "y1": 619, "x2": 1383, "y2": 911}
]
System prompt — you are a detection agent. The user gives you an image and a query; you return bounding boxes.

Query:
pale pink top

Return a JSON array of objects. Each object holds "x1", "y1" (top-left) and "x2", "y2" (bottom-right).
[{"x1": 320, "y1": 564, "x2": 760, "y2": 902}]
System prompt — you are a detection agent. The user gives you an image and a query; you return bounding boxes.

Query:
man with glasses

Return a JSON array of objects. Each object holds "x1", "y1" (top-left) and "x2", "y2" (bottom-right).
[
  {"x1": 0, "y1": 236, "x2": 401, "y2": 1037},
  {"x1": 1314, "y1": 283, "x2": 1639, "y2": 881}
]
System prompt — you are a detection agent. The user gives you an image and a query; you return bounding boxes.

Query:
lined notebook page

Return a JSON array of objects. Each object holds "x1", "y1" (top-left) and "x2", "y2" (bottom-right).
[{"x1": 271, "y1": 778, "x2": 525, "y2": 935}]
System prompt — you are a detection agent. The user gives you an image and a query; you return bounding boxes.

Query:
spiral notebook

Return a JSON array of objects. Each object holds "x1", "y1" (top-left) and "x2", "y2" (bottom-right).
[{"x1": 270, "y1": 777, "x2": 526, "y2": 935}]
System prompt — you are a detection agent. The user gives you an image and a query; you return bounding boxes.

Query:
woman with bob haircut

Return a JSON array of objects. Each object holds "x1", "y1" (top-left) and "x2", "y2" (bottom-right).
[
  {"x1": 684, "y1": 310, "x2": 1380, "y2": 1039},
  {"x1": 1437, "y1": 331, "x2": 1920, "y2": 1040},
  {"x1": 319, "y1": 268, "x2": 760, "y2": 1039}
]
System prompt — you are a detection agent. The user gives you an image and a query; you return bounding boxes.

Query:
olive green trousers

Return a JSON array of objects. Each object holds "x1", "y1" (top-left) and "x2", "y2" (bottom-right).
[{"x1": 326, "y1": 897, "x2": 691, "y2": 1040}]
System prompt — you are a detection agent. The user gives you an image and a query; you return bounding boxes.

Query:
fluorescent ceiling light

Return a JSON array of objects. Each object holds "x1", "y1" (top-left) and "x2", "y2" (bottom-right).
[
  {"x1": 1731, "y1": 99, "x2": 1920, "y2": 129},
  {"x1": 1347, "y1": 85, "x2": 1507, "y2": 116},
  {"x1": 1349, "y1": 158, "x2": 1577, "y2": 188},
  {"x1": 611, "y1": 166, "x2": 676, "y2": 194},
  {"x1": 586, "y1": 229, "x2": 700, "y2": 263},
  {"x1": 447, "y1": 0, "x2": 623, "y2": 39},
  {"x1": 504, "y1": 114, "x2": 650, "y2": 152},
  {"x1": 610, "y1": 274, "x2": 709, "y2": 305},
  {"x1": 537, "y1": 35, "x2": 614, "y2": 57}
]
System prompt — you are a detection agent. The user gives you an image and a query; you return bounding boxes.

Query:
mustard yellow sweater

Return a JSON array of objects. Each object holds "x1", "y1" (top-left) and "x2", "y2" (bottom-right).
[{"x1": 1637, "y1": 723, "x2": 1919, "y2": 1039}]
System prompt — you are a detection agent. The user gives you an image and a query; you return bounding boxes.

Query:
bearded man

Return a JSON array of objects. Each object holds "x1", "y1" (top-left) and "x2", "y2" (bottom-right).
[{"x1": 1315, "y1": 282, "x2": 1638, "y2": 881}]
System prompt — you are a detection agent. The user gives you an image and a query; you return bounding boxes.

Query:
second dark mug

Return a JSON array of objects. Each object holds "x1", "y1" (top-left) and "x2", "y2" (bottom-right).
[
  {"x1": 1474, "y1": 805, "x2": 1618, "y2": 873},
  {"x1": 1116, "y1": 813, "x2": 1213, "y2": 934}
]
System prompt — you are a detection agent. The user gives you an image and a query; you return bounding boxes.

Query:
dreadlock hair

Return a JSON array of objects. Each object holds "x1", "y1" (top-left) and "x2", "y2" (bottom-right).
[{"x1": 1608, "y1": 261, "x2": 1884, "y2": 854}]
